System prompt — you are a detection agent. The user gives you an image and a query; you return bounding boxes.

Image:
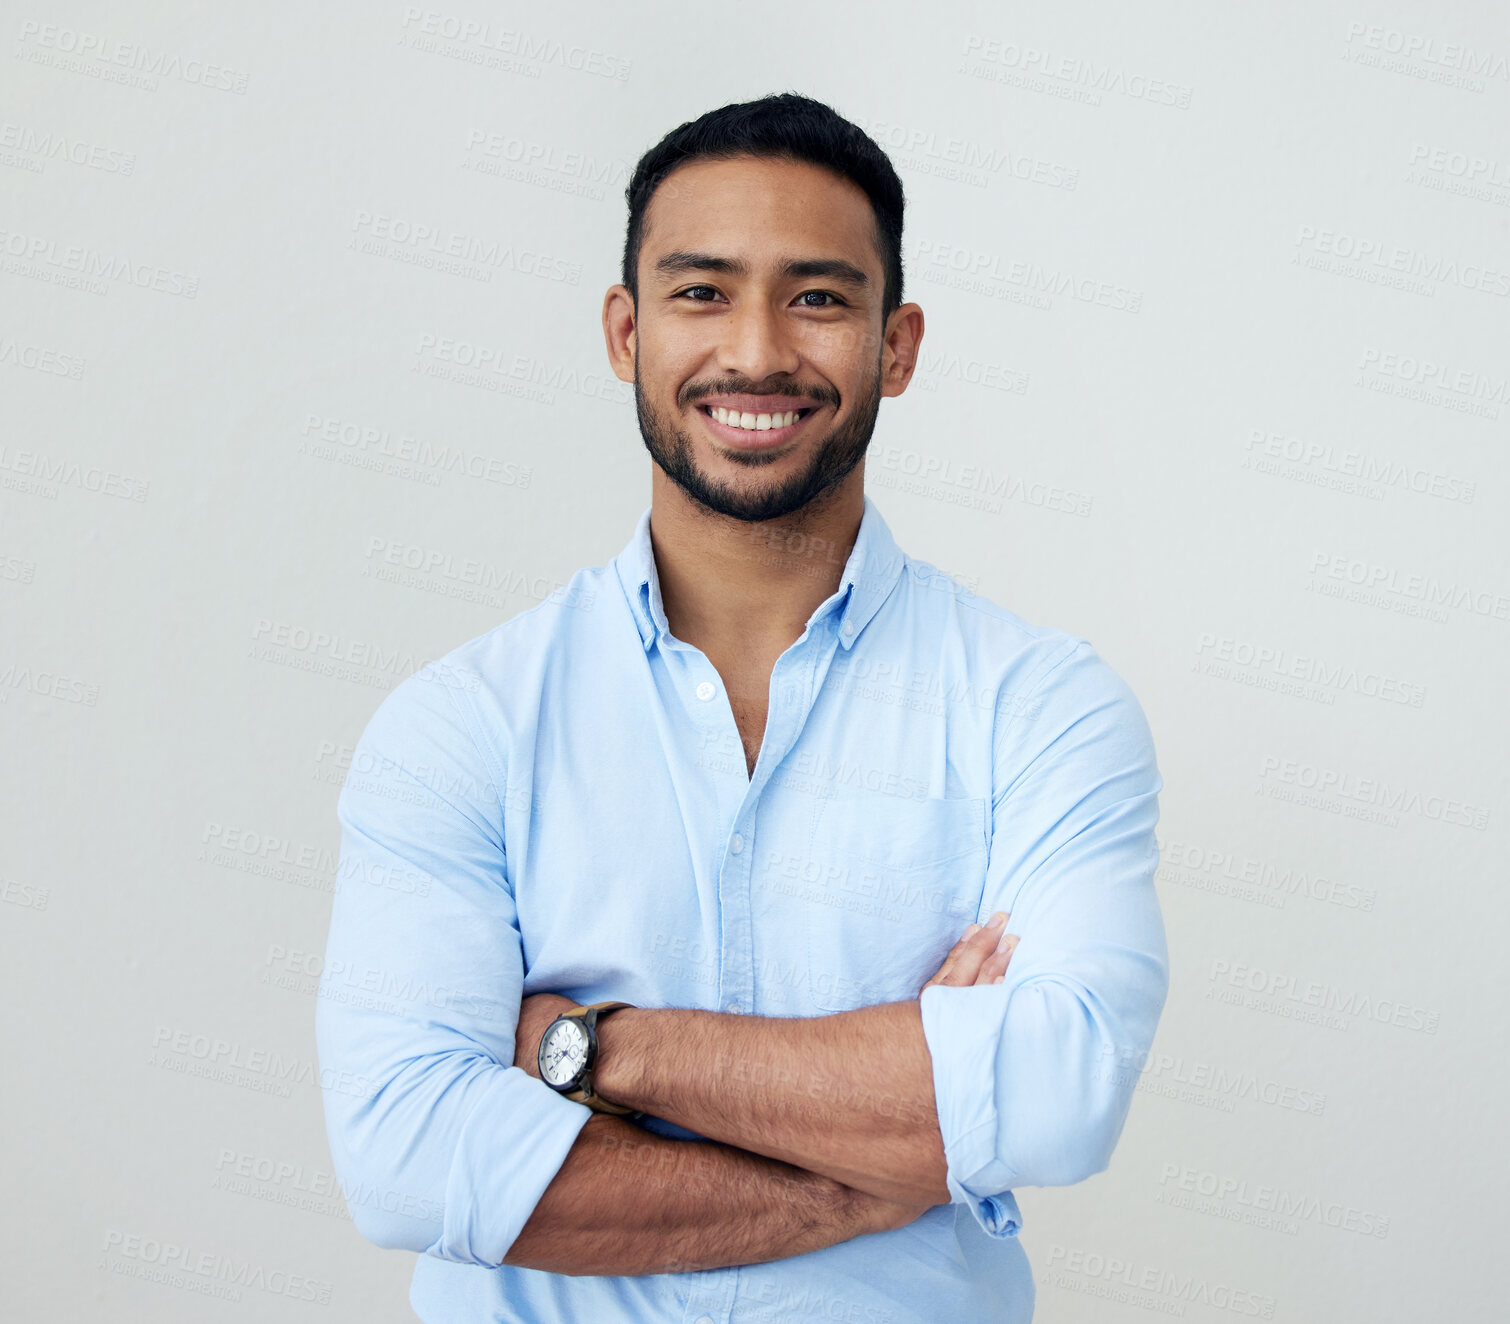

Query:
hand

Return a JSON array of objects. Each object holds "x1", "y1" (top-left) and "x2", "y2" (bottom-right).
[
  {"x1": 513, "y1": 992, "x2": 577, "y2": 1080},
  {"x1": 921, "y1": 911, "x2": 1018, "y2": 991}
]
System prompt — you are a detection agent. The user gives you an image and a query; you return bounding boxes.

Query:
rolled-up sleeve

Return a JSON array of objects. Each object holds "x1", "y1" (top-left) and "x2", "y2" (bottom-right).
[
  {"x1": 919, "y1": 639, "x2": 1168, "y2": 1237},
  {"x1": 315, "y1": 661, "x2": 592, "y2": 1264}
]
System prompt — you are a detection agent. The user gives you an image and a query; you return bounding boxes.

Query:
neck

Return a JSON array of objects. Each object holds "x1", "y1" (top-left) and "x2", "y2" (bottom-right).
[{"x1": 648, "y1": 469, "x2": 865, "y2": 654}]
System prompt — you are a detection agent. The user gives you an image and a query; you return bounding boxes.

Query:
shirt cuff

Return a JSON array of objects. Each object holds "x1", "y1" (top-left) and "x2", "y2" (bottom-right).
[
  {"x1": 431, "y1": 1066, "x2": 593, "y2": 1265},
  {"x1": 969, "y1": 1189, "x2": 1022, "y2": 1238},
  {"x1": 919, "y1": 983, "x2": 1021, "y2": 1239}
]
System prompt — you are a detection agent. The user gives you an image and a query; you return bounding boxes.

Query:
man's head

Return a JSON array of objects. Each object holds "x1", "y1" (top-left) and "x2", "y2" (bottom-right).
[{"x1": 604, "y1": 93, "x2": 922, "y2": 524}]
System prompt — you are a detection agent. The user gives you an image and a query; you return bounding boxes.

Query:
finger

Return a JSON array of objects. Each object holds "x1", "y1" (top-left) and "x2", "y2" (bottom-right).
[
  {"x1": 921, "y1": 924, "x2": 982, "y2": 990},
  {"x1": 948, "y1": 911, "x2": 1008, "y2": 984},
  {"x1": 975, "y1": 932, "x2": 1020, "y2": 986},
  {"x1": 925, "y1": 912, "x2": 1010, "y2": 989}
]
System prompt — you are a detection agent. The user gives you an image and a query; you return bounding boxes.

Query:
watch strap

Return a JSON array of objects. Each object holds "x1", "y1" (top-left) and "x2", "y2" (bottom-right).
[
  {"x1": 561, "y1": 1001, "x2": 636, "y2": 1115},
  {"x1": 577, "y1": 1000, "x2": 634, "y2": 1032}
]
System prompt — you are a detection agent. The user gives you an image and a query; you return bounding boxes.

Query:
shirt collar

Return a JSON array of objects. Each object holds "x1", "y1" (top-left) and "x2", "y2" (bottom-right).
[{"x1": 614, "y1": 494, "x2": 906, "y2": 653}]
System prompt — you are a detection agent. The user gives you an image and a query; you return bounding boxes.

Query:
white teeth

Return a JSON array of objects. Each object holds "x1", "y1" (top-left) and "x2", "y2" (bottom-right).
[{"x1": 710, "y1": 407, "x2": 800, "y2": 431}]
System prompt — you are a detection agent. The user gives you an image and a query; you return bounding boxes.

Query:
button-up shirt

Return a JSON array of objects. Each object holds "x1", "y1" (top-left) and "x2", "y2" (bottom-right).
[{"x1": 316, "y1": 494, "x2": 1168, "y2": 1324}]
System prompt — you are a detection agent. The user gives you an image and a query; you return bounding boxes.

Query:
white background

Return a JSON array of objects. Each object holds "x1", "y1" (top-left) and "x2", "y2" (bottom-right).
[{"x1": 3, "y1": 2, "x2": 1506, "y2": 1320}]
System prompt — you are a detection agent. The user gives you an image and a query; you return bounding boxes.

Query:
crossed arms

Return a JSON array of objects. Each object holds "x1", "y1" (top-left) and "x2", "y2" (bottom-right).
[
  {"x1": 501, "y1": 917, "x2": 1020, "y2": 1276},
  {"x1": 315, "y1": 640, "x2": 1168, "y2": 1275}
]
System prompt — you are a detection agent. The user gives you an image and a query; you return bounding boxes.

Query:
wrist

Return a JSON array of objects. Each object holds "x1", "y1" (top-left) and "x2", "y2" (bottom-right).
[{"x1": 593, "y1": 1006, "x2": 651, "y2": 1110}]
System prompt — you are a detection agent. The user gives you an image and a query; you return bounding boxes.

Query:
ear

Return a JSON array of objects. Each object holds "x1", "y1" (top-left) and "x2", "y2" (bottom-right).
[
  {"x1": 879, "y1": 303, "x2": 924, "y2": 398},
  {"x1": 603, "y1": 285, "x2": 637, "y2": 384}
]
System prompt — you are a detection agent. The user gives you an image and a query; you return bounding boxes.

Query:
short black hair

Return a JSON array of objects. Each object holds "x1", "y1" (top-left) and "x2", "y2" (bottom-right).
[{"x1": 622, "y1": 92, "x2": 906, "y2": 323}]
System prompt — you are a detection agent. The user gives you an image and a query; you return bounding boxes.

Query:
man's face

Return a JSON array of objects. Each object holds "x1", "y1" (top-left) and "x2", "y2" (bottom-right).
[{"x1": 627, "y1": 155, "x2": 891, "y2": 523}]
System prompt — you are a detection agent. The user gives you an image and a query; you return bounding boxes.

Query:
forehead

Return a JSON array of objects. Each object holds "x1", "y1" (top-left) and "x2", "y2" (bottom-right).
[{"x1": 640, "y1": 155, "x2": 881, "y2": 278}]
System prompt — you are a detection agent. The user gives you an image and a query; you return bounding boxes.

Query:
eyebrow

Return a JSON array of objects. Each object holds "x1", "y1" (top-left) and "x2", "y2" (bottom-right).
[{"x1": 652, "y1": 250, "x2": 870, "y2": 290}]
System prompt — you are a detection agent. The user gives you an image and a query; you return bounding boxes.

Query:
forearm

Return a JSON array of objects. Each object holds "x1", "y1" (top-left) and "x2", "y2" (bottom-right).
[
  {"x1": 595, "y1": 1001, "x2": 949, "y2": 1207},
  {"x1": 503, "y1": 1114, "x2": 894, "y2": 1276}
]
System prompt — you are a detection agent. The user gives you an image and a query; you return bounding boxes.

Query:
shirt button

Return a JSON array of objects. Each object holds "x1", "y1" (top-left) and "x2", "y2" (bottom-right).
[
  {"x1": 840, "y1": 620, "x2": 854, "y2": 638},
  {"x1": 729, "y1": 833, "x2": 744, "y2": 855},
  {"x1": 695, "y1": 680, "x2": 716, "y2": 701},
  {"x1": 695, "y1": 1317, "x2": 715, "y2": 1324},
  {"x1": 725, "y1": 1000, "x2": 743, "y2": 1015}
]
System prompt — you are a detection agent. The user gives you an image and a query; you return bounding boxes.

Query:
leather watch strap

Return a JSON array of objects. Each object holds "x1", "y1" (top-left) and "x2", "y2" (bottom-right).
[{"x1": 563, "y1": 1001, "x2": 636, "y2": 1115}]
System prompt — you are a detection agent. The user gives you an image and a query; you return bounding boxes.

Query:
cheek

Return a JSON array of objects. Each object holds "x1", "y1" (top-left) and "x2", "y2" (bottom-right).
[
  {"x1": 798, "y1": 337, "x2": 877, "y2": 402},
  {"x1": 810, "y1": 316, "x2": 880, "y2": 363}
]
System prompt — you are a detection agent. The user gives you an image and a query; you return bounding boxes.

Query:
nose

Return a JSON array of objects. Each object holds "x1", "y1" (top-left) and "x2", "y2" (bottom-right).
[{"x1": 716, "y1": 298, "x2": 800, "y2": 383}]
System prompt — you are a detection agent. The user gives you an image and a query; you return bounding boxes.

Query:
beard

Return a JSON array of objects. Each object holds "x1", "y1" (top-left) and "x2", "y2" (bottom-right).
[{"x1": 634, "y1": 357, "x2": 882, "y2": 524}]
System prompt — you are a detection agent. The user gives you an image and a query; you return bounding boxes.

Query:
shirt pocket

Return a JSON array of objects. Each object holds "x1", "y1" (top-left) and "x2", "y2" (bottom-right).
[{"x1": 801, "y1": 793, "x2": 989, "y2": 1013}]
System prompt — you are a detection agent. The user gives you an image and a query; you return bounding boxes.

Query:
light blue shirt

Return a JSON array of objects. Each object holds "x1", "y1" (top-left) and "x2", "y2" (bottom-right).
[{"x1": 316, "y1": 495, "x2": 1168, "y2": 1324}]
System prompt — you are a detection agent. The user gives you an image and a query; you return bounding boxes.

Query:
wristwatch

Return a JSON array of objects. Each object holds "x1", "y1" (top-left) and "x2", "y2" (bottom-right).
[{"x1": 537, "y1": 1001, "x2": 637, "y2": 1114}]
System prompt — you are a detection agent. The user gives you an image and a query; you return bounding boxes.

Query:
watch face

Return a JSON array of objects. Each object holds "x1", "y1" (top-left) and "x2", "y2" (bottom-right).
[{"x1": 539, "y1": 1018, "x2": 590, "y2": 1088}]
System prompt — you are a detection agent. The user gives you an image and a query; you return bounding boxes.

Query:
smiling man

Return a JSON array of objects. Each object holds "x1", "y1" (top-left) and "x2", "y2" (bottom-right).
[{"x1": 317, "y1": 93, "x2": 1168, "y2": 1324}]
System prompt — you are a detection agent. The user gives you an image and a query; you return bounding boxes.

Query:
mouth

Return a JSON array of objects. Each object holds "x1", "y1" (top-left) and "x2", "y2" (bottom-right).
[{"x1": 695, "y1": 402, "x2": 822, "y2": 449}]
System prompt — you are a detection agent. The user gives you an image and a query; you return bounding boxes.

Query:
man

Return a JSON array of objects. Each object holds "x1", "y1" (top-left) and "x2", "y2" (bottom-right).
[{"x1": 317, "y1": 93, "x2": 1167, "y2": 1323}]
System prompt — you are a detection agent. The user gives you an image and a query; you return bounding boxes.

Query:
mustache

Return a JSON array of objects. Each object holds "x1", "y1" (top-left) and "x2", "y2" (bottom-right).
[{"x1": 680, "y1": 380, "x2": 841, "y2": 409}]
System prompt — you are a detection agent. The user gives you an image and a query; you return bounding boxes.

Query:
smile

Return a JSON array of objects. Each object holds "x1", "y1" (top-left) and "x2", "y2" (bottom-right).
[
  {"x1": 696, "y1": 403, "x2": 821, "y2": 449},
  {"x1": 705, "y1": 405, "x2": 810, "y2": 431}
]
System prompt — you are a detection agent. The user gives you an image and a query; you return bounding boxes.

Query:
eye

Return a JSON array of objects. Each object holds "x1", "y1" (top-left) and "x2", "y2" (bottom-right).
[
  {"x1": 674, "y1": 285, "x2": 722, "y2": 302},
  {"x1": 797, "y1": 290, "x2": 844, "y2": 308}
]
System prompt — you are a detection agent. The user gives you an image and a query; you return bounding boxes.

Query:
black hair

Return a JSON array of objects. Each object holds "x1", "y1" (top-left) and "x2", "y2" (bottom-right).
[{"x1": 621, "y1": 92, "x2": 906, "y2": 322}]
